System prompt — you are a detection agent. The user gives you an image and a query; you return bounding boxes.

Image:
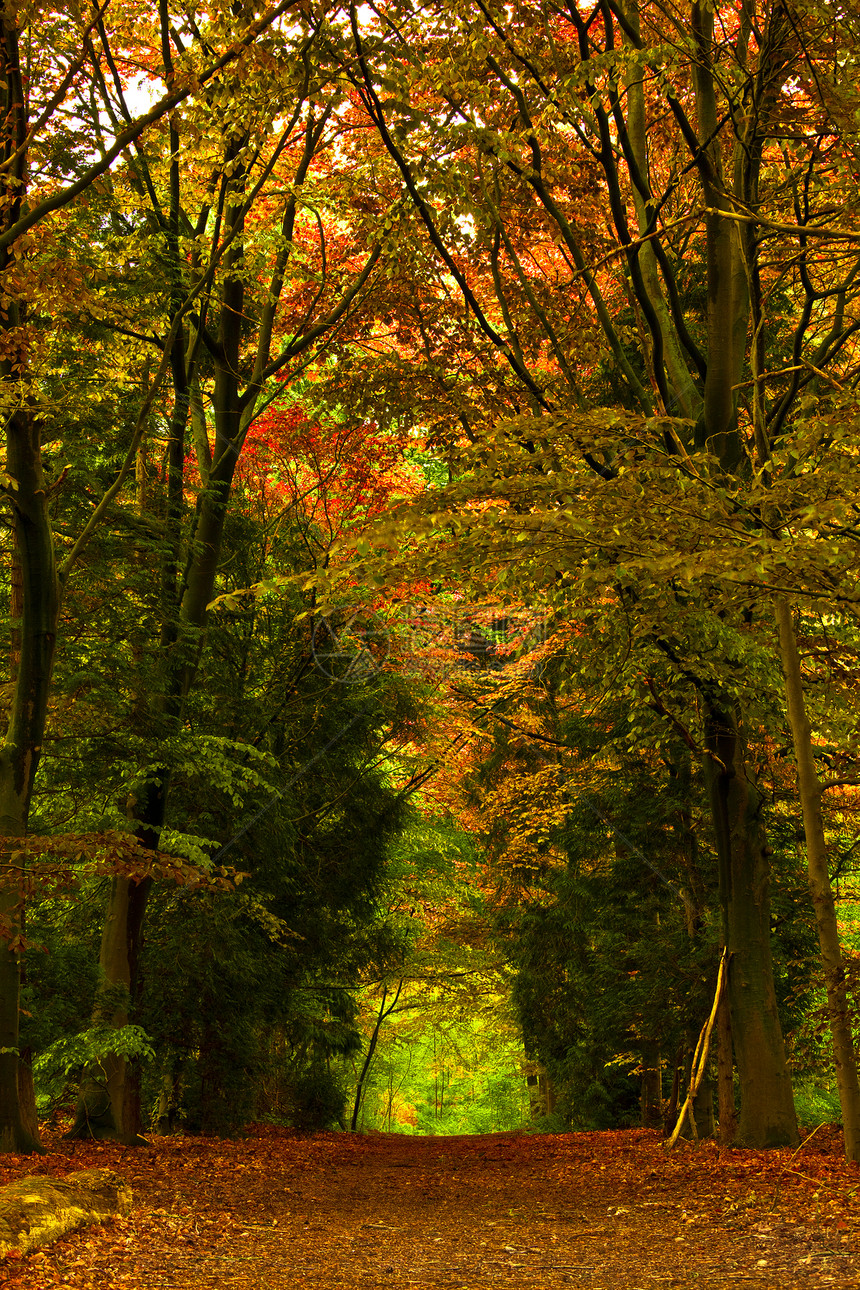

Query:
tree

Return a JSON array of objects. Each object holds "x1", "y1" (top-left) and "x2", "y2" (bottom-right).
[
  {"x1": 26, "y1": 376, "x2": 425, "y2": 1135},
  {"x1": 336, "y1": 0, "x2": 860, "y2": 1151},
  {"x1": 0, "y1": 0, "x2": 399, "y2": 1143},
  {"x1": 0, "y1": 0, "x2": 307, "y2": 1153}
]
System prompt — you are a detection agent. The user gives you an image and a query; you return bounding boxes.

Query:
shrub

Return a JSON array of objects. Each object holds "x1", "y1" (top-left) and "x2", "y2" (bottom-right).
[{"x1": 290, "y1": 1066, "x2": 348, "y2": 1132}]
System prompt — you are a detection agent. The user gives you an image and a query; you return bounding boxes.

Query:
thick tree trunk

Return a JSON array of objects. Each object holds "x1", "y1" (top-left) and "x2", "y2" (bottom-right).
[
  {"x1": 775, "y1": 597, "x2": 860, "y2": 1162},
  {"x1": 0, "y1": 16, "x2": 63, "y2": 1154},
  {"x1": 0, "y1": 407, "x2": 59, "y2": 1153},
  {"x1": 689, "y1": 0, "x2": 796, "y2": 1150},
  {"x1": 716, "y1": 969, "x2": 737, "y2": 1144},
  {"x1": 0, "y1": 1169, "x2": 131, "y2": 1256},
  {"x1": 704, "y1": 702, "x2": 798, "y2": 1147}
]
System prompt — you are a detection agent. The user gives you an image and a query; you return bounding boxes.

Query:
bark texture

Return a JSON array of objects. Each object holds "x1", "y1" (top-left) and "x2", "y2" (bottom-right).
[
  {"x1": 775, "y1": 597, "x2": 860, "y2": 1162},
  {"x1": 716, "y1": 982, "x2": 737, "y2": 1145},
  {"x1": 0, "y1": 1169, "x2": 131, "y2": 1256},
  {"x1": 0, "y1": 18, "x2": 59, "y2": 1151},
  {"x1": 640, "y1": 1042, "x2": 663, "y2": 1129},
  {"x1": 704, "y1": 704, "x2": 798, "y2": 1147}
]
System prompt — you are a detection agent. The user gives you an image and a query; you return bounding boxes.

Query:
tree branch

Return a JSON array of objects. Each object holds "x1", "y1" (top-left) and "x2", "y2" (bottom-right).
[{"x1": 0, "y1": 1, "x2": 300, "y2": 252}]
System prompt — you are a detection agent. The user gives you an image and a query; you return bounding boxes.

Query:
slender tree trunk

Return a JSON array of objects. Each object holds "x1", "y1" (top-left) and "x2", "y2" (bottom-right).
[
  {"x1": 662, "y1": 1045, "x2": 684, "y2": 1136},
  {"x1": 774, "y1": 597, "x2": 860, "y2": 1162},
  {"x1": 704, "y1": 702, "x2": 798, "y2": 1147},
  {"x1": 622, "y1": 0, "x2": 701, "y2": 421},
  {"x1": 77, "y1": 163, "x2": 248, "y2": 1140},
  {"x1": 351, "y1": 981, "x2": 404, "y2": 1132},
  {"x1": 692, "y1": 0, "x2": 745, "y2": 471},
  {"x1": 351, "y1": 995, "x2": 386, "y2": 1132},
  {"x1": 68, "y1": 874, "x2": 152, "y2": 1142},
  {"x1": 667, "y1": 950, "x2": 726, "y2": 1148},
  {"x1": 640, "y1": 1041, "x2": 662, "y2": 1129},
  {"x1": 691, "y1": 1050, "x2": 715, "y2": 1139},
  {"x1": 541, "y1": 1071, "x2": 556, "y2": 1117}
]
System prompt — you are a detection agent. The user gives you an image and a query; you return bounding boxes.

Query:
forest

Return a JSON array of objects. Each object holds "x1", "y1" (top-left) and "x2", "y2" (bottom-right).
[{"x1": 0, "y1": 0, "x2": 859, "y2": 1187}]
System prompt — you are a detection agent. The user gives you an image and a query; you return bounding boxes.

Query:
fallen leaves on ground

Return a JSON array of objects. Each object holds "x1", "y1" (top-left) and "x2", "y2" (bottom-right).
[{"x1": 0, "y1": 1123, "x2": 857, "y2": 1288}]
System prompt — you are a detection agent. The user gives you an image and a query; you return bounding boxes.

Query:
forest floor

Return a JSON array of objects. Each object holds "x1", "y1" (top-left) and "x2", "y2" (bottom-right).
[{"x1": 0, "y1": 1123, "x2": 858, "y2": 1289}]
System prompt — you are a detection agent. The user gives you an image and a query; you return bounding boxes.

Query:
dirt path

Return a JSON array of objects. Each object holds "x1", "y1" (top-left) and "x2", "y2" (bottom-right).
[{"x1": 1, "y1": 1125, "x2": 858, "y2": 1288}]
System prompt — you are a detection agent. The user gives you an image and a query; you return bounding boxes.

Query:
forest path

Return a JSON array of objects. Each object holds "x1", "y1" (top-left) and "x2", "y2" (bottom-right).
[{"x1": 1, "y1": 1124, "x2": 858, "y2": 1289}]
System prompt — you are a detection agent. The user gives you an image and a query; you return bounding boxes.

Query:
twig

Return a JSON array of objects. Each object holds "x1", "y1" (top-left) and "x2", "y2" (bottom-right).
[
  {"x1": 666, "y1": 948, "x2": 728, "y2": 1149},
  {"x1": 769, "y1": 1123, "x2": 825, "y2": 1210}
]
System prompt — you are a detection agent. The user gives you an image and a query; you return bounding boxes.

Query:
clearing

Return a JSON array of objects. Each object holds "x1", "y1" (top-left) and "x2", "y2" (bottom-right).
[{"x1": 0, "y1": 1125, "x2": 857, "y2": 1288}]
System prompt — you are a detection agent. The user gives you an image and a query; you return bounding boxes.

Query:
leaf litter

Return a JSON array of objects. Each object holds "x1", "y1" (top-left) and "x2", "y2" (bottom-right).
[{"x1": 0, "y1": 1124, "x2": 857, "y2": 1288}]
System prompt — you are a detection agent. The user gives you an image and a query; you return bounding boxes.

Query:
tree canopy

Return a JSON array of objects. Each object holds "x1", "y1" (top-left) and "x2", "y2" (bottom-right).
[{"x1": 1, "y1": 0, "x2": 859, "y2": 1167}]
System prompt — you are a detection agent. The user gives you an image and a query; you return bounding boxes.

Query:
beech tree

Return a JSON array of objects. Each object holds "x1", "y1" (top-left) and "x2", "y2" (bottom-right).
[
  {"x1": 5, "y1": 0, "x2": 860, "y2": 1158},
  {"x1": 49, "y1": 5, "x2": 394, "y2": 1140},
  {"x1": 0, "y1": 0, "x2": 320, "y2": 1154},
  {"x1": 0, "y1": 0, "x2": 399, "y2": 1150},
  {"x1": 337, "y1": 0, "x2": 860, "y2": 1152}
]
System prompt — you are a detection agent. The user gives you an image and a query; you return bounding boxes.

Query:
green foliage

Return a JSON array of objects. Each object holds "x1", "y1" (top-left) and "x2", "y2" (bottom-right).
[
  {"x1": 21, "y1": 905, "x2": 100, "y2": 1060},
  {"x1": 9, "y1": 0, "x2": 860, "y2": 1158},
  {"x1": 35, "y1": 1025, "x2": 154, "y2": 1114},
  {"x1": 793, "y1": 1082, "x2": 843, "y2": 1129},
  {"x1": 468, "y1": 661, "x2": 819, "y2": 1132},
  {"x1": 290, "y1": 1066, "x2": 349, "y2": 1133},
  {"x1": 350, "y1": 998, "x2": 529, "y2": 1135},
  {"x1": 525, "y1": 1111, "x2": 569, "y2": 1135},
  {"x1": 26, "y1": 442, "x2": 426, "y2": 1133}
]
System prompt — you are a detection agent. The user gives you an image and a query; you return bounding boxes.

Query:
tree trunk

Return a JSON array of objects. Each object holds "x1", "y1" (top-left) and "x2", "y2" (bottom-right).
[
  {"x1": 351, "y1": 981, "x2": 403, "y2": 1132},
  {"x1": 85, "y1": 448, "x2": 243, "y2": 1139},
  {"x1": 663, "y1": 1045, "x2": 683, "y2": 1137},
  {"x1": 692, "y1": 0, "x2": 745, "y2": 470},
  {"x1": 67, "y1": 875, "x2": 151, "y2": 1142},
  {"x1": 704, "y1": 702, "x2": 798, "y2": 1147},
  {"x1": 0, "y1": 14, "x2": 65, "y2": 1154},
  {"x1": 0, "y1": 1169, "x2": 131, "y2": 1256},
  {"x1": 622, "y1": 0, "x2": 701, "y2": 422},
  {"x1": 640, "y1": 1041, "x2": 662, "y2": 1129},
  {"x1": 78, "y1": 126, "x2": 252, "y2": 1136},
  {"x1": 525, "y1": 1071, "x2": 542, "y2": 1121},
  {"x1": 716, "y1": 969, "x2": 737, "y2": 1144},
  {"x1": 691, "y1": 1055, "x2": 715, "y2": 1139},
  {"x1": 0, "y1": 384, "x2": 58, "y2": 1158},
  {"x1": 775, "y1": 597, "x2": 860, "y2": 1162},
  {"x1": 0, "y1": 401, "x2": 58, "y2": 1154},
  {"x1": 541, "y1": 1071, "x2": 556, "y2": 1117}
]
